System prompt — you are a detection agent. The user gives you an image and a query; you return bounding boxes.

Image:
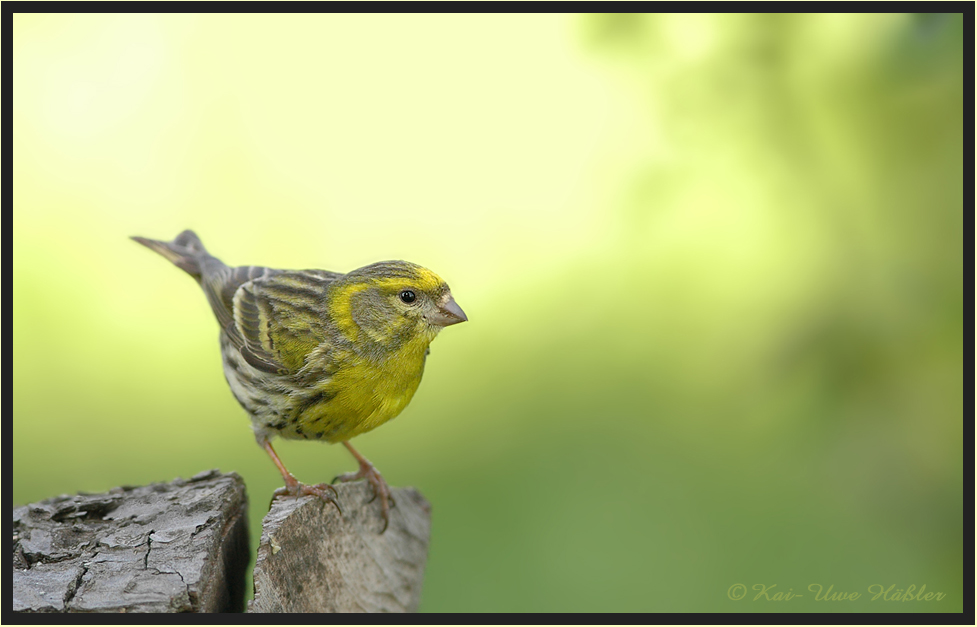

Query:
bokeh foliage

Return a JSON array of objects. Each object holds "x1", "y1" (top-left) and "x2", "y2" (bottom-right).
[{"x1": 13, "y1": 13, "x2": 963, "y2": 612}]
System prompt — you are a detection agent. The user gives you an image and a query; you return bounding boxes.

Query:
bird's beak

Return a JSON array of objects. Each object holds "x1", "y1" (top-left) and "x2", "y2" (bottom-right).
[{"x1": 431, "y1": 295, "x2": 468, "y2": 327}]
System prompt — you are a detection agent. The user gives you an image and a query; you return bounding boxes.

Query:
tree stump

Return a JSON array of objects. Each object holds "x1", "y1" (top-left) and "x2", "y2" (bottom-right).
[
  {"x1": 12, "y1": 470, "x2": 249, "y2": 613},
  {"x1": 12, "y1": 471, "x2": 432, "y2": 613},
  {"x1": 249, "y1": 481, "x2": 431, "y2": 613}
]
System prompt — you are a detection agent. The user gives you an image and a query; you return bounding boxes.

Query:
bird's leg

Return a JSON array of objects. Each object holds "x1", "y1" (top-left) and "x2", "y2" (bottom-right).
[
  {"x1": 260, "y1": 438, "x2": 341, "y2": 514},
  {"x1": 334, "y1": 441, "x2": 394, "y2": 532}
]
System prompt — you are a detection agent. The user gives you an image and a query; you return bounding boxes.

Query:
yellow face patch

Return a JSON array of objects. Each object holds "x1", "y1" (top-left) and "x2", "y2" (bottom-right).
[
  {"x1": 404, "y1": 267, "x2": 446, "y2": 294},
  {"x1": 328, "y1": 264, "x2": 447, "y2": 344},
  {"x1": 329, "y1": 282, "x2": 369, "y2": 342}
]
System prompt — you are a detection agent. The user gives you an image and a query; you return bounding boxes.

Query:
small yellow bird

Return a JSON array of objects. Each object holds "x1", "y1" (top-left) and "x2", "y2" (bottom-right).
[{"x1": 133, "y1": 230, "x2": 466, "y2": 531}]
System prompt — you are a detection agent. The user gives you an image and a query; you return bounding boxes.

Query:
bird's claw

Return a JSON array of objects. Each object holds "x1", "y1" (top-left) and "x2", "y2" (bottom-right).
[
  {"x1": 334, "y1": 463, "x2": 394, "y2": 532},
  {"x1": 270, "y1": 481, "x2": 342, "y2": 515}
]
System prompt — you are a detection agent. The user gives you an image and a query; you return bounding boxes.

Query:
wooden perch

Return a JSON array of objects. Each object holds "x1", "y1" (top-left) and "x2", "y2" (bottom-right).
[
  {"x1": 12, "y1": 470, "x2": 249, "y2": 613},
  {"x1": 13, "y1": 471, "x2": 432, "y2": 613},
  {"x1": 249, "y1": 481, "x2": 432, "y2": 613}
]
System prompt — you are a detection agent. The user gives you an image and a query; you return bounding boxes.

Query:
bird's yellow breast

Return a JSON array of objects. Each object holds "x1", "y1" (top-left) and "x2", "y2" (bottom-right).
[{"x1": 290, "y1": 331, "x2": 434, "y2": 443}]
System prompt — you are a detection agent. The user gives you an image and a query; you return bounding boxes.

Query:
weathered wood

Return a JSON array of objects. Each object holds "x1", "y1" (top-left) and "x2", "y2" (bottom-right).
[
  {"x1": 12, "y1": 470, "x2": 249, "y2": 613},
  {"x1": 249, "y1": 481, "x2": 431, "y2": 613}
]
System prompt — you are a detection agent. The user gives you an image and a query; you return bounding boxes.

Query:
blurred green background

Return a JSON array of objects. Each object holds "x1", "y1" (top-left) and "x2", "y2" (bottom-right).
[{"x1": 13, "y1": 13, "x2": 963, "y2": 612}]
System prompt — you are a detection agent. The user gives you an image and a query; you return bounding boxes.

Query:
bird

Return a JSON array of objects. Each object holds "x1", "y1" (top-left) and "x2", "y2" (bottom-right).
[{"x1": 132, "y1": 230, "x2": 466, "y2": 531}]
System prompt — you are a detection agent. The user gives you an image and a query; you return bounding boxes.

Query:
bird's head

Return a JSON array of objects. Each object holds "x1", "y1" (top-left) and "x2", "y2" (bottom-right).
[{"x1": 331, "y1": 260, "x2": 467, "y2": 350}]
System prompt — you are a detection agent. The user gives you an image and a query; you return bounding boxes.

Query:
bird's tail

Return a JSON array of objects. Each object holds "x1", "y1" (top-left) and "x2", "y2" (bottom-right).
[{"x1": 131, "y1": 230, "x2": 213, "y2": 281}]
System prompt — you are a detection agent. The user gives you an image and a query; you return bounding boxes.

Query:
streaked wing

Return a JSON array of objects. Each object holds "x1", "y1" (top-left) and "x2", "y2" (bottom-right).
[
  {"x1": 204, "y1": 266, "x2": 277, "y2": 327},
  {"x1": 230, "y1": 270, "x2": 343, "y2": 374},
  {"x1": 198, "y1": 265, "x2": 281, "y2": 366}
]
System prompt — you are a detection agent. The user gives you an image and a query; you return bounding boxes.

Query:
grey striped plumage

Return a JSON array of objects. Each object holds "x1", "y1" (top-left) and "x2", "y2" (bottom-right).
[{"x1": 133, "y1": 231, "x2": 346, "y2": 438}]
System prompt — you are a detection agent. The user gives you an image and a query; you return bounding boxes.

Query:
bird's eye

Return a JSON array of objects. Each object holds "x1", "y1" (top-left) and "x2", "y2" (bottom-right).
[{"x1": 399, "y1": 290, "x2": 417, "y2": 304}]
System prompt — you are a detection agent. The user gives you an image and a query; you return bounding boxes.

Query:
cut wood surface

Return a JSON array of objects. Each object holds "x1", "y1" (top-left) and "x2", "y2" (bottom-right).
[
  {"x1": 249, "y1": 481, "x2": 432, "y2": 613},
  {"x1": 12, "y1": 471, "x2": 432, "y2": 613},
  {"x1": 12, "y1": 470, "x2": 249, "y2": 613}
]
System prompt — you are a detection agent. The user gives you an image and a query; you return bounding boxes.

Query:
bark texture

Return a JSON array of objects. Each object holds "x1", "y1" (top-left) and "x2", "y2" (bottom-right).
[
  {"x1": 249, "y1": 481, "x2": 431, "y2": 613},
  {"x1": 12, "y1": 470, "x2": 249, "y2": 613}
]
